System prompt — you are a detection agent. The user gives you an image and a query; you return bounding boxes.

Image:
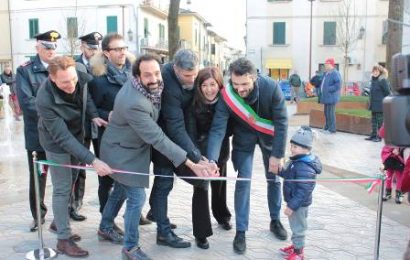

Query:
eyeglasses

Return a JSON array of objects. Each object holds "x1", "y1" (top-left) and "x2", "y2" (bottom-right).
[{"x1": 107, "y1": 46, "x2": 128, "y2": 52}]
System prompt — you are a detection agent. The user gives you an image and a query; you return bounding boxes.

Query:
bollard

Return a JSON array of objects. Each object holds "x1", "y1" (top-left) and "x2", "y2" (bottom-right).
[
  {"x1": 25, "y1": 152, "x2": 57, "y2": 260},
  {"x1": 373, "y1": 175, "x2": 385, "y2": 260}
]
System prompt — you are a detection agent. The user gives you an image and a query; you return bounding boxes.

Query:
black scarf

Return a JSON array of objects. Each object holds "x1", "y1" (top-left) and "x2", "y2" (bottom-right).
[{"x1": 53, "y1": 82, "x2": 82, "y2": 107}]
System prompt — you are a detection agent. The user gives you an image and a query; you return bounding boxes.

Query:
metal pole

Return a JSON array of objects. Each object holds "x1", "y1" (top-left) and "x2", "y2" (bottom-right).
[
  {"x1": 374, "y1": 175, "x2": 385, "y2": 260},
  {"x1": 308, "y1": 0, "x2": 314, "y2": 79},
  {"x1": 26, "y1": 152, "x2": 56, "y2": 260}
]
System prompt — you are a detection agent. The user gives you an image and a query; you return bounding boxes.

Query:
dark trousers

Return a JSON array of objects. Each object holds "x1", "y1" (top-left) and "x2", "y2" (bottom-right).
[
  {"x1": 70, "y1": 137, "x2": 99, "y2": 213},
  {"x1": 28, "y1": 150, "x2": 48, "y2": 221},
  {"x1": 210, "y1": 162, "x2": 231, "y2": 223},
  {"x1": 370, "y1": 112, "x2": 383, "y2": 137},
  {"x1": 324, "y1": 104, "x2": 336, "y2": 132},
  {"x1": 193, "y1": 185, "x2": 213, "y2": 239}
]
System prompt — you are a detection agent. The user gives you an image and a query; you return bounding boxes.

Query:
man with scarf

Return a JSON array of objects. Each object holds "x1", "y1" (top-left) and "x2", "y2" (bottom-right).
[
  {"x1": 88, "y1": 33, "x2": 151, "y2": 230},
  {"x1": 97, "y1": 54, "x2": 218, "y2": 260},
  {"x1": 36, "y1": 56, "x2": 112, "y2": 257},
  {"x1": 207, "y1": 58, "x2": 289, "y2": 254}
]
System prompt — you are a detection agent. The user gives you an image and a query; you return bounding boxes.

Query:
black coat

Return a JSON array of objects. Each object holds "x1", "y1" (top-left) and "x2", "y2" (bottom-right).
[
  {"x1": 36, "y1": 69, "x2": 98, "y2": 165},
  {"x1": 16, "y1": 55, "x2": 49, "y2": 151},
  {"x1": 369, "y1": 76, "x2": 390, "y2": 113},
  {"x1": 152, "y1": 63, "x2": 202, "y2": 167},
  {"x1": 186, "y1": 100, "x2": 230, "y2": 165}
]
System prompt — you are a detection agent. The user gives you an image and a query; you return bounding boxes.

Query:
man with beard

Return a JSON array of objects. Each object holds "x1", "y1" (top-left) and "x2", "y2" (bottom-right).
[
  {"x1": 98, "y1": 54, "x2": 218, "y2": 260},
  {"x1": 16, "y1": 30, "x2": 61, "y2": 232}
]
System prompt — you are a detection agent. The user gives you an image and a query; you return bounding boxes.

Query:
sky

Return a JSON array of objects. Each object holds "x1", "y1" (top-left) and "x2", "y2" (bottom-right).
[{"x1": 159, "y1": 0, "x2": 246, "y2": 51}]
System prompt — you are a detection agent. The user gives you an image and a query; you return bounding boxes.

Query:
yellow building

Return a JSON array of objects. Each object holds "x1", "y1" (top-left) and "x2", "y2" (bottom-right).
[
  {"x1": 178, "y1": 9, "x2": 211, "y2": 67},
  {"x1": 0, "y1": 0, "x2": 12, "y2": 70}
]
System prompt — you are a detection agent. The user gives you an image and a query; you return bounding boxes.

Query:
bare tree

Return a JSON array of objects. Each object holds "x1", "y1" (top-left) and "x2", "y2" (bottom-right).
[
  {"x1": 60, "y1": 0, "x2": 86, "y2": 57},
  {"x1": 168, "y1": 0, "x2": 181, "y2": 60},
  {"x1": 386, "y1": 0, "x2": 404, "y2": 74},
  {"x1": 335, "y1": 0, "x2": 361, "y2": 86}
]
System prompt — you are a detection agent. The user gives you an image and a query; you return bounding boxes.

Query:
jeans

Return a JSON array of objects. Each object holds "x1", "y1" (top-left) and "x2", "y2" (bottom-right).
[
  {"x1": 324, "y1": 104, "x2": 336, "y2": 132},
  {"x1": 149, "y1": 165, "x2": 174, "y2": 236},
  {"x1": 46, "y1": 151, "x2": 79, "y2": 239},
  {"x1": 100, "y1": 181, "x2": 146, "y2": 250},
  {"x1": 231, "y1": 146, "x2": 282, "y2": 232},
  {"x1": 288, "y1": 206, "x2": 308, "y2": 249}
]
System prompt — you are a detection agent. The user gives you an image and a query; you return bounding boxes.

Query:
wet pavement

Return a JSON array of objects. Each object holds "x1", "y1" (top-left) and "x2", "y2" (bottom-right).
[{"x1": 0, "y1": 93, "x2": 409, "y2": 259}]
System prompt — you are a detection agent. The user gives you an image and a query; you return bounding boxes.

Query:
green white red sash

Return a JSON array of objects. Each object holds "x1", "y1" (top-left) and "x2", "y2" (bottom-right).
[{"x1": 221, "y1": 84, "x2": 274, "y2": 136}]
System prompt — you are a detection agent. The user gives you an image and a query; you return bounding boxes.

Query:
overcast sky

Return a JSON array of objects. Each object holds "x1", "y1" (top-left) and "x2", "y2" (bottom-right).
[{"x1": 159, "y1": 0, "x2": 246, "y2": 51}]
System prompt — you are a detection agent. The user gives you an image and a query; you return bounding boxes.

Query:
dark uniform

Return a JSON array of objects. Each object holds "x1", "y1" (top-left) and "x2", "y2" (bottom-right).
[
  {"x1": 68, "y1": 32, "x2": 103, "y2": 221},
  {"x1": 16, "y1": 30, "x2": 60, "y2": 231}
]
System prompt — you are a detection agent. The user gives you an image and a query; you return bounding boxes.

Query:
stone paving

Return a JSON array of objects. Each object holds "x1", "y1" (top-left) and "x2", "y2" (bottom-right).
[{"x1": 0, "y1": 98, "x2": 409, "y2": 260}]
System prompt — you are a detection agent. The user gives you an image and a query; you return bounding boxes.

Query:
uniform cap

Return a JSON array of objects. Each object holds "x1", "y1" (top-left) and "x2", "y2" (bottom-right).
[
  {"x1": 79, "y1": 32, "x2": 103, "y2": 49},
  {"x1": 35, "y1": 30, "x2": 61, "y2": 50}
]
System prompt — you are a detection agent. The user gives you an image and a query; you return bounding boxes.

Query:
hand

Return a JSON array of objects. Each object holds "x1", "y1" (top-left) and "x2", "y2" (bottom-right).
[
  {"x1": 269, "y1": 156, "x2": 283, "y2": 174},
  {"x1": 186, "y1": 159, "x2": 219, "y2": 177},
  {"x1": 392, "y1": 148, "x2": 399, "y2": 155},
  {"x1": 284, "y1": 207, "x2": 293, "y2": 217},
  {"x1": 92, "y1": 117, "x2": 108, "y2": 127},
  {"x1": 92, "y1": 158, "x2": 113, "y2": 176}
]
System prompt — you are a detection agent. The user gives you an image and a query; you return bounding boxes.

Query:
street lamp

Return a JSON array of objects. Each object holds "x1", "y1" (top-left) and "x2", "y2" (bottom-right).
[{"x1": 308, "y1": 0, "x2": 315, "y2": 79}]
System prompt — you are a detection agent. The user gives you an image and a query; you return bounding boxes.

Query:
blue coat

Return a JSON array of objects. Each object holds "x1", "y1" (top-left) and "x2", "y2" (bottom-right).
[
  {"x1": 319, "y1": 69, "x2": 341, "y2": 105},
  {"x1": 207, "y1": 75, "x2": 288, "y2": 161},
  {"x1": 16, "y1": 55, "x2": 49, "y2": 151},
  {"x1": 279, "y1": 154, "x2": 322, "y2": 211}
]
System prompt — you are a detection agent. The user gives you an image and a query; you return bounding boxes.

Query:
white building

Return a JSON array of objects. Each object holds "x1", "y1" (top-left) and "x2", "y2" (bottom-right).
[
  {"x1": 9, "y1": 0, "x2": 142, "y2": 67},
  {"x1": 246, "y1": 0, "x2": 389, "y2": 85},
  {"x1": 403, "y1": 0, "x2": 410, "y2": 54}
]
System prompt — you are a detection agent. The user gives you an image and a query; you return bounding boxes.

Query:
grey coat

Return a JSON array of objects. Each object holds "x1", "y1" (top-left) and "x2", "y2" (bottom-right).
[
  {"x1": 36, "y1": 69, "x2": 98, "y2": 165},
  {"x1": 100, "y1": 80, "x2": 187, "y2": 188}
]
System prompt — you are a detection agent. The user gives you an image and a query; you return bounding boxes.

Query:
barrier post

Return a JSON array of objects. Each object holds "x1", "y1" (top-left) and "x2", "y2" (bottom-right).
[
  {"x1": 25, "y1": 152, "x2": 57, "y2": 260},
  {"x1": 374, "y1": 175, "x2": 385, "y2": 260}
]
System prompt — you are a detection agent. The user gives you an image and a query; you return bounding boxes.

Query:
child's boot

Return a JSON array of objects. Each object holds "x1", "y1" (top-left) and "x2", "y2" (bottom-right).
[
  {"x1": 395, "y1": 190, "x2": 403, "y2": 204},
  {"x1": 382, "y1": 189, "x2": 392, "y2": 201},
  {"x1": 279, "y1": 244, "x2": 294, "y2": 255},
  {"x1": 285, "y1": 247, "x2": 304, "y2": 260}
]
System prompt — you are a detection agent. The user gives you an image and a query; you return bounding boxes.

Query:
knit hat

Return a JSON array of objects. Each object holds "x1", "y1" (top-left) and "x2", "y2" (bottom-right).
[
  {"x1": 291, "y1": 126, "x2": 314, "y2": 149},
  {"x1": 325, "y1": 57, "x2": 335, "y2": 67}
]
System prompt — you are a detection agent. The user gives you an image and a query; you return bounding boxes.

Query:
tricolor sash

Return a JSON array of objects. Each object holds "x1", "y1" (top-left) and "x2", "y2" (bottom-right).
[{"x1": 221, "y1": 84, "x2": 274, "y2": 136}]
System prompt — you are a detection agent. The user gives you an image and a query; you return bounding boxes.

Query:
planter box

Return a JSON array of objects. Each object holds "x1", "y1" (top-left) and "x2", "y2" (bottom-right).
[
  {"x1": 297, "y1": 101, "x2": 368, "y2": 115},
  {"x1": 309, "y1": 109, "x2": 371, "y2": 135}
]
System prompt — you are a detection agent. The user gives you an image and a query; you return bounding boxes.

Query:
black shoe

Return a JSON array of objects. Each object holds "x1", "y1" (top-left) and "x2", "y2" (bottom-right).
[
  {"x1": 365, "y1": 136, "x2": 376, "y2": 141},
  {"x1": 233, "y1": 231, "x2": 246, "y2": 254},
  {"x1": 29, "y1": 219, "x2": 45, "y2": 232},
  {"x1": 372, "y1": 137, "x2": 382, "y2": 142},
  {"x1": 270, "y1": 220, "x2": 288, "y2": 240},
  {"x1": 219, "y1": 221, "x2": 232, "y2": 231},
  {"x1": 146, "y1": 209, "x2": 177, "y2": 229},
  {"x1": 70, "y1": 210, "x2": 86, "y2": 222},
  {"x1": 382, "y1": 189, "x2": 392, "y2": 201},
  {"x1": 139, "y1": 214, "x2": 152, "y2": 225},
  {"x1": 195, "y1": 237, "x2": 209, "y2": 249},
  {"x1": 156, "y1": 232, "x2": 191, "y2": 248},
  {"x1": 395, "y1": 191, "x2": 403, "y2": 204}
]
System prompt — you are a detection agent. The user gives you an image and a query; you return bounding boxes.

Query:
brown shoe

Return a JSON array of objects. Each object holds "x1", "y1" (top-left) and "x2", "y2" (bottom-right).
[
  {"x1": 56, "y1": 239, "x2": 89, "y2": 258},
  {"x1": 50, "y1": 221, "x2": 81, "y2": 242}
]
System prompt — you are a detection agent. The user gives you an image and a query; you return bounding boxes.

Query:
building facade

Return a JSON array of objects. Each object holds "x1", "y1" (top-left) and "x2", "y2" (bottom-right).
[
  {"x1": 246, "y1": 0, "x2": 389, "y2": 85},
  {"x1": 0, "y1": 0, "x2": 12, "y2": 70}
]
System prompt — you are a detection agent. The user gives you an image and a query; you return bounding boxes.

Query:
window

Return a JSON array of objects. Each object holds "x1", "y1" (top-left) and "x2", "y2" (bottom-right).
[
  {"x1": 67, "y1": 17, "x2": 78, "y2": 38},
  {"x1": 29, "y1": 19, "x2": 39, "y2": 39},
  {"x1": 211, "y1": 44, "x2": 216, "y2": 55},
  {"x1": 159, "y1": 23, "x2": 165, "y2": 41},
  {"x1": 144, "y1": 18, "x2": 149, "y2": 38},
  {"x1": 107, "y1": 16, "x2": 118, "y2": 33},
  {"x1": 323, "y1": 21, "x2": 336, "y2": 45},
  {"x1": 382, "y1": 20, "x2": 388, "y2": 44},
  {"x1": 273, "y1": 22, "x2": 286, "y2": 45}
]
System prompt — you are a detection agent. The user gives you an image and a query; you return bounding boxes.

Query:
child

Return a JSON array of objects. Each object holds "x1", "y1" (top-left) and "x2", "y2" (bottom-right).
[
  {"x1": 274, "y1": 126, "x2": 322, "y2": 260},
  {"x1": 379, "y1": 125, "x2": 405, "y2": 204}
]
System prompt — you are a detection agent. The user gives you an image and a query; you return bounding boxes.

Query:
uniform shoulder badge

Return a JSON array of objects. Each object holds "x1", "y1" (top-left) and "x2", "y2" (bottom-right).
[{"x1": 20, "y1": 60, "x2": 33, "y2": 67}]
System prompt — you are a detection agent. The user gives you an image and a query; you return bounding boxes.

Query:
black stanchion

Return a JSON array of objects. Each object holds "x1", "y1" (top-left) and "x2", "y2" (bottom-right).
[
  {"x1": 25, "y1": 152, "x2": 57, "y2": 260},
  {"x1": 374, "y1": 175, "x2": 385, "y2": 260}
]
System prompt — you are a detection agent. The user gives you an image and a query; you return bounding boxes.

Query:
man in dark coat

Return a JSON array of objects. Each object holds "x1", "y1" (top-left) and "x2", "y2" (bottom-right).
[
  {"x1": 207, "y1": 57, "x2": 289, "y2": 254},
  {"x1": 148, "y1": 49, "x2": 218, "y2": 249},
  {"x1": 36, "y1": 56, "x2": 112, "y2": 257},
  {"x1": 319, "y1": 58, "x2": 341, "y2": 134},
  {"x1": 68, "y1": 32, "x2": 103, "y2": 222},
  {"x1": 16, "y1": 30, "x2": 60, "y2": 232}
]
